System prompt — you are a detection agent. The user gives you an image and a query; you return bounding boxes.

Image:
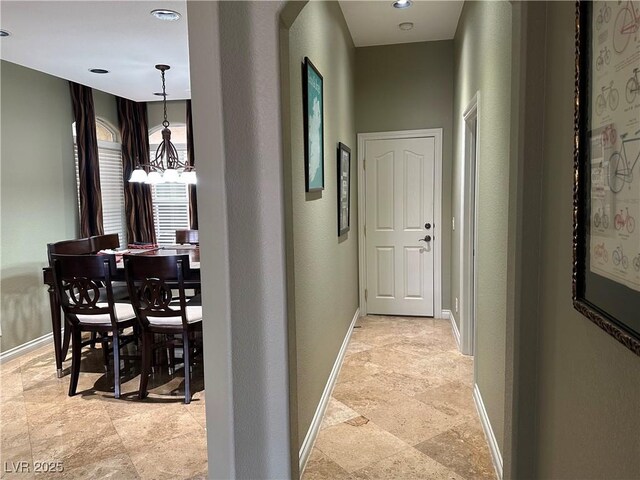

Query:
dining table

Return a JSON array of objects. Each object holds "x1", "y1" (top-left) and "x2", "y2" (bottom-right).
[{"x1": 42, "y1": 246, "x2": 201, "y2": 377}]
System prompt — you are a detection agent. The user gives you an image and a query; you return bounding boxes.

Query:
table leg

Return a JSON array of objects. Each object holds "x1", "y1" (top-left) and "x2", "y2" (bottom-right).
[{"x1": 47, "y1": 285, "x2": 64, "y2": 378}]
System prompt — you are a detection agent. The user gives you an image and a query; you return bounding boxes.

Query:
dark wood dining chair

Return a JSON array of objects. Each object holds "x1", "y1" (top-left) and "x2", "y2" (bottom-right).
[
  {"x1": 48, "y1": 234, "x2": 127, "y2": 353},
  {"x1": 175, "y1": 229, "x2": 199, "y2": 245},
  {"x1": 89, "y1": 233, "x2": 120, "y2": 251},
  {"x1": 124, "y1": 254, "x2": 203, "y2": 404},
  {"x1": 51, "y1": 254, "x2": 138, "y2": 398}
]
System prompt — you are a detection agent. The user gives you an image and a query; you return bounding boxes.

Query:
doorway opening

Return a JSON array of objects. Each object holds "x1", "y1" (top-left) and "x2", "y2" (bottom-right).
[{"x1": 460, "y1": 93, "x2": 479, "y2": 356}]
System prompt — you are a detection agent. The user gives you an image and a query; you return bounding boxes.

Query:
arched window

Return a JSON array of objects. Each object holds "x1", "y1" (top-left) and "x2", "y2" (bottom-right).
[
  {"x1": 149, "y1": 124, "x2": 190, "y2": 245},
  {"x1": 72, "y1": 118, "x2": 127, "y2": 248}
]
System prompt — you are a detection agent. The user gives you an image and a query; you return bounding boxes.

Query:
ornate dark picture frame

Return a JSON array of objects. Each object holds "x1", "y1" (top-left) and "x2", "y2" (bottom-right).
[
  {"x1": 337, "y1": 142, "x2": 351, "y2": 236},
  {"x1": 573, "y1": 0, "x2": 640, "y2": 356}
]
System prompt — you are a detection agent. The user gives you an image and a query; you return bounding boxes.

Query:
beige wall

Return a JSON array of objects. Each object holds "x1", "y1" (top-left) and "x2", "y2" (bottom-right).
[
  {"x1": 533, "y1": 2, "x2": 640, "y2": 477},
  {"x1": 452, "y1": 1, "x2": 513, "y2": 452},
  {"x1": 355, "y1": 41, "x2": 453, "y2": 311},
  {"x1": 286, "y1": 1, "x2": 358, "y2": 450},
  {"x1": 0, "y1": 61, "x2": 78, "y2": 352}
]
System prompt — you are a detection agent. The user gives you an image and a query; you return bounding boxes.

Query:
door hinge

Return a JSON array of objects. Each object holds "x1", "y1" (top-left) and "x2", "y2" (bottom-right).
[
  {"x1": 365, "y1": 289, "x2": 368, "y2": 300},
  {"x1": 363, "y1": 158, "x2": 366, "y2": 170},
  {"x1": 364, "y1": 224, "x2": 366, "y2": 236}
]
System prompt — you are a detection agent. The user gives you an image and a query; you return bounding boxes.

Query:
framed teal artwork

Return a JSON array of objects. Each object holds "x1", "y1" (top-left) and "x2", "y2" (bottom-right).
[{"x1": 303, "y1": 57, "x2": 324, "y2": 192}]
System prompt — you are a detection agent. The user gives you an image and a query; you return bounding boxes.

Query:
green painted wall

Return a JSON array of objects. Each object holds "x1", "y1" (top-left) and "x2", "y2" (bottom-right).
[
  {"x1": 0, "y1": 61, "x2": 120, "y2": 353},
  {"x1": 147, "y1": 100, "x2": 187, "y2": 130},
  {"x1": 355, "y1": 41, "x2": 454, "y2": 311},
  {"x1": 286, "y1": 1, "x2": 358, "y2": 450},
  {"x1": 452, "y1": 1, "x2": 513, "y2": 452},
  {"x1": 534, "y1": 2, "x2": 640, "y2": 477},
  {"x1": 0, "y1": 61, "x2": 78, "y2": 352}
]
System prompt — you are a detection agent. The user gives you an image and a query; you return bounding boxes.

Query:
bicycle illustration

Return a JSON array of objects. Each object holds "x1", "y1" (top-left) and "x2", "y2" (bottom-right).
[
  {"x1": 614, "y1": 207, "x2": 636, "y2": 233},
  {"x1": 612, "y1": 245, "x2": 629, "y2": 270},
  {"x1": 594, "y1": 242, "x2": 609, "y2": 263},
  {"x1": 596, "y1": 46, "x2": 611, "y2": 71},
  {"x1": 596, "y1": 82, "x2": 619, "y2": 116},
  {"x1": 613, "y1": 0, "x2": 640, "y2": 54},
  {"x1": 597, "y1": 4, "x2": 612, "y2": 30},
  {"x1": 626, "y1": 68, "x2": 640, "y2": 104},
  {"x1": 608, "y1": 131, "x2": 640, "y2": 193},
  {"x1": 634, "y1": 253, "x2": 640, "y2": 271},
  {"x1": 601, "y1": 124, "x2": 617, "y2": 147},
  {"x1": 594, "y1": 206, "x2": 610, "y2": 229}
]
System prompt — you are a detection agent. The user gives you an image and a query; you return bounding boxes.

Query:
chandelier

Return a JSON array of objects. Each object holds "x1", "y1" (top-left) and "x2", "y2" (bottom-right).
[{"x1": 128, "y1": 64, "x2": 196, "y2": 185}]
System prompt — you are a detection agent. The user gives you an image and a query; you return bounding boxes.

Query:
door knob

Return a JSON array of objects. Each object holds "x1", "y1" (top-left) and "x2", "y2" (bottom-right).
[
  {"x1": 419, "y1": 235, "x2": 432, "y2": 242},
  {"x1": 425, "y1": 223, "x2": 432, "y2": 230}
]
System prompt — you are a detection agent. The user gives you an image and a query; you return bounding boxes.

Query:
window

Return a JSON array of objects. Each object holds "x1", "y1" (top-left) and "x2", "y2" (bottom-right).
[
  {"x1": 73, "y1": 119, "x2": 127, "y2": 248},
  {"x1": 149, "y1": 124, "x2": 190, "y2": 246}
]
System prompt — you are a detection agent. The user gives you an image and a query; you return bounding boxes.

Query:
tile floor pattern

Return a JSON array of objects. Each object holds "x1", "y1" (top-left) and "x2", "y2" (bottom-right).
[
  {"x1": 0, "y1": 338, "x2": 207, "y2": 479},
  {"x1": 302, "y1": 316, "x2": 496, "y2": 480},
  {"x1": 1, "y1": 316, "x2": 493, "y2": 480}
]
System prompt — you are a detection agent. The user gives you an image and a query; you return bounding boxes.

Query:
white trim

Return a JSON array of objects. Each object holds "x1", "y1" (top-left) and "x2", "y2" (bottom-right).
[
  {"x1": 357, "y1": 129, "x2": 443, "y2": 317},
  {"x1": 443, "y1": 309, "x2": 462, "y2": 351},
  {"x1": 0, "y1": 332, "x2": 53, "y2": 364},
  {"x1": 473, "y1": 384, "x2": 504, "y2": 480},
  {"x1": 460, "y1": 92, "x2": 480, "y2": 356},
  {"x1": 299, "y1": 308, "x2": 360, "y2": 474}
]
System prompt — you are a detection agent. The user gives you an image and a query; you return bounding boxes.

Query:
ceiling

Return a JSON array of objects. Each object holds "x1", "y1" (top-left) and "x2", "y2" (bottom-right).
[
  {"x1": 339, "y1": 1, "x2": 463, "y2": 47},
  {"x1": 0, "y1": 1, "x2": 190, "y2": 102},
  {"x1": 0, "y1": 1, "x2": 462, "y2": 101}
]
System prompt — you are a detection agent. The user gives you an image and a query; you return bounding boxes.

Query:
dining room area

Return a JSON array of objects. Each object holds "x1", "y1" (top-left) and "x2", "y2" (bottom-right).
[{"x1": 0, "y1": 1, "x2": 210, "y2": 477}]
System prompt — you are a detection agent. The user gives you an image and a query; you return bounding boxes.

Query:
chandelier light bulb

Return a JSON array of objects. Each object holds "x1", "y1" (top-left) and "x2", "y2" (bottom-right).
[
  {"x1": 145, "y1": 171, "x2": 164, "y2": 184},
  {"x1": 129, "y1": 168, "x2": 148, "y2": 183},
  {"x1": 163, "y1": 168, "x2": 179, "y2": 182}
]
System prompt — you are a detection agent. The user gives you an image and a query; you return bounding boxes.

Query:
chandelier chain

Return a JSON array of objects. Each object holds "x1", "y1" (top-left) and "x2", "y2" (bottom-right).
[{"x1": 161, "y1": 69, "x2": 169, "y2": 128}]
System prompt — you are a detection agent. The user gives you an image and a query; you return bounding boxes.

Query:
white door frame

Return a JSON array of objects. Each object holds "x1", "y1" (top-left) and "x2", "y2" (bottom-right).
[
  {"x1": 460, "y1": 93, "x2": 480, "y2": 355},
  {"x1": 357, "y1": 129, "x2": 443, "y2": 318}
]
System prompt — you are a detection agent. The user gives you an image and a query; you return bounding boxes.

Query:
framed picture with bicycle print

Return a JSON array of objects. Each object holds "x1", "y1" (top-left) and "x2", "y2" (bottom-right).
[{"x1": 574, "y1": 0, "x2": 640, "y2": 356}]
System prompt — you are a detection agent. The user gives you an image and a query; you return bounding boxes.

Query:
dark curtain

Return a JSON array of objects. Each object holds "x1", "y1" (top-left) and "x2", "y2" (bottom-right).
[
  {"x1": 186, "y1": 100, "x2": 199, "y2": 229},
  {"x1": 116, "y1": 97, "x2": 157, "y2": 244},
  {"x1": 69, "y1": 82, "x2": 104, "y2": 237}
]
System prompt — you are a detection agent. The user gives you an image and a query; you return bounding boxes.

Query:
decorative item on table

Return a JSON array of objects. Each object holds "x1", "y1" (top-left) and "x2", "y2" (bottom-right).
[
  {"x1": 128, "y1": 64, "x2": 196, "y2": 185},
  {"x1": 128, "y1": 242, "x2": 159, "y2": 250}
]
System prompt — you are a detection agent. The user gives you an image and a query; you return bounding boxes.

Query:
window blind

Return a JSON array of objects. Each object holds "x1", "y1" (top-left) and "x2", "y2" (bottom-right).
[{"x1": 74, "y1": 141, "x2": 127, "y2": 248}]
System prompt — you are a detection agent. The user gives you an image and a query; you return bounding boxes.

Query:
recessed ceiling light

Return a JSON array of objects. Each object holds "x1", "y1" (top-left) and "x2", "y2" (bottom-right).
[
  {"x1": 393, "y1": 0, "x2": 412, "y2": 9},
  {"x1": 399, "y1": 22, "x2": 414, "y2": 31},
  {"x1": 151, "y1": 9, "x2": 181, "y2": 21},
  {"x1": 0, "y1": 30, "x2": 11, "y2": 37},
  {"x1": 89, "y1": 68, "x2": 109, "y2": 74}
]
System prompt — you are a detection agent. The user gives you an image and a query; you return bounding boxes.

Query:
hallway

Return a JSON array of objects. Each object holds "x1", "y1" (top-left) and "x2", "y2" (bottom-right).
[{"x1": 302, "y1": 316, "x2": 494, "y2": 479}]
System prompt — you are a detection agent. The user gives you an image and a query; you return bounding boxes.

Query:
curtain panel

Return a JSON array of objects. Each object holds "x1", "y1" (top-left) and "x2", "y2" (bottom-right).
[
  {"x1": 69, "y1": 82, "x2": 104, "y2": 237},
  {"x1": 186, "y1": 100, "x2": 199, "y2": 230},
  {"x1": 116, "y1": 97, "x2": 157, "y2": 244}
]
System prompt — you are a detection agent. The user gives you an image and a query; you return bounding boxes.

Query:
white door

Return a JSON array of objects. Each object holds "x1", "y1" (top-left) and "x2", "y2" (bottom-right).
[{"x1": 365, "y1": 137, "x2": 435, "y2": 316}]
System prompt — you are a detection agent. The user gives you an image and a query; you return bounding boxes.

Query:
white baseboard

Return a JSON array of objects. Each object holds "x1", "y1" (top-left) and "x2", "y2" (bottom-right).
[
  {"x1": 0, "y1": 332, "x2": 54, "y2": 364},
  {"x1": 443, "y1": 309, "x2": 462, "y2": 351},
  {"x1": 299, "y1": 308, "x2": 360, "y2": 475},
  {"x1": 441, "y1": 308, "x2": 451, "y2": 320},
  {"x1": 473, "y1": 384, "x2": 503, "y2": 480}
]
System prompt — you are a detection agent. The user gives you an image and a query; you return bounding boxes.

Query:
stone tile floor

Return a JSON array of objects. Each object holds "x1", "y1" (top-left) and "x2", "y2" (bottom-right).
[
  {"x1": 302, "y1": 316, "x2": 496, "y2": 480},
  {"x1": 0, "y1": 337, "x2": 207, "y2": 479},
  {"x1": 1, "y1": 316, "x2": 494, "y2": 479}
]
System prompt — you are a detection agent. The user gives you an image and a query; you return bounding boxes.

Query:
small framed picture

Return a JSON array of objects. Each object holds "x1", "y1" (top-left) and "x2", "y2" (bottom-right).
[
  {"x1": 337, "y1": 142, "x2": 351, "y2": 236},
  {"x1": 303, "y1": 57, "x2": 324, "y2": 192}
]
